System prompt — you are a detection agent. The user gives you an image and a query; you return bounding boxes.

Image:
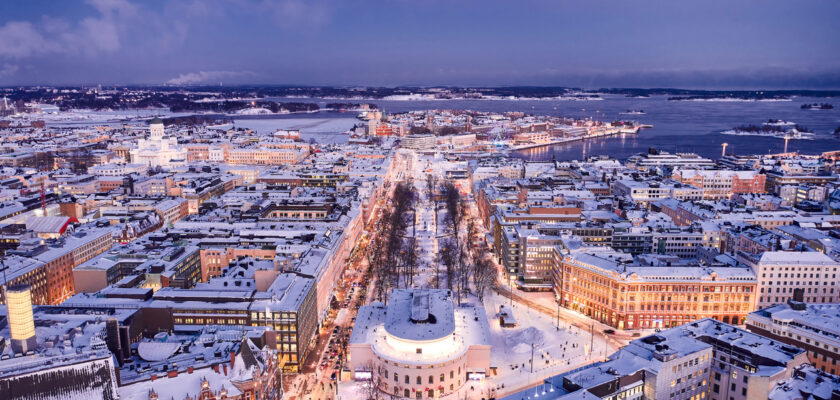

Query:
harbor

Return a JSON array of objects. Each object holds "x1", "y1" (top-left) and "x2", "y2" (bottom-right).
[{"x1": 503, "y1": 124, "x2": 650, "y2": 151}]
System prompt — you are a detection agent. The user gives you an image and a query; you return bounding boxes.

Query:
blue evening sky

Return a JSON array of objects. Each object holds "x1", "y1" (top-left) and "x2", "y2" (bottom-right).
[{"x1": 0, "y1": 0, "x2": 838, "y2": 88}]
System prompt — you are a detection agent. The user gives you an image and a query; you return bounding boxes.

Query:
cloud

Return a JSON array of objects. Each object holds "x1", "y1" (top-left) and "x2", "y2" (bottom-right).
[
  {"x1": 260, "y1": 0, "x2": 334, "y2": 27},
  {"x1": 166, "y1": 70, "x2": 257, "y2": 85},
  {"x1": 0, "y1": 64, "x2": 19, "y2": 78},
  {"x1": 0, "y1": 21, "x2": 59, "y2": 58},
  {"x1": 0, "y1": 0, "x2": 139, "y2": 59}
]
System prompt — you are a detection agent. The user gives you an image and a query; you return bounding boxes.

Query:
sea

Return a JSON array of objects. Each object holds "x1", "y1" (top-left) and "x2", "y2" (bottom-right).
[
  {"x1": 44, "y1": 95, "x2": 840, "y2": 161},
  {"x1": 259, "y1": 95, "x2": 840, "y2": 161}
]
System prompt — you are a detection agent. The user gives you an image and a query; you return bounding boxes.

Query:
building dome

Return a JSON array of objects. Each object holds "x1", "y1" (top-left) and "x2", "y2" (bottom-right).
[
  {"x1": 149, "y1": 117, "x2": 163, "y2": 125},
  {"x1": 349, "y1": 289, "x2": 492, "y2": 399}
]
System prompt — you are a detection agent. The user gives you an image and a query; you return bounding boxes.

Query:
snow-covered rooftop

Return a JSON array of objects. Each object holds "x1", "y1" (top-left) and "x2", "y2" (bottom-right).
[
  {"x1": 351, "y1": 289, "x2": 491, "y2": 365},
  {"x1": 384, "y1": 289, "x2": 455, "y2": 341}
]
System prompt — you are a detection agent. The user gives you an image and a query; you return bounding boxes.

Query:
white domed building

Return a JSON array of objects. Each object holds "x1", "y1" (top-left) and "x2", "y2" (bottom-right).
[
  {"x1": 130, "y1": 117, "x2": 187, "y2": 168},
  {"x1": 349, "y1": 289, "x2": 491, "y2": 399}
]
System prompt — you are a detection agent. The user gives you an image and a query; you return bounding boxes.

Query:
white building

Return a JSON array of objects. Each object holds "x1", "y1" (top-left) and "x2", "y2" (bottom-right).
[
  {"x1": 746, "y1": 302, "x2": 840, "y2": 375},
  {"x1": 739, "y1": 251, "x2": 840, "y2": 308},
  {"x1": 89, "y1": 163, "x2": 147, "y2": 176},
  {"x1": 613, "y1": 180, "x2": 702, "y2": 205},
  {"x1": 401, "y1": 134, "x2": 436, "y2": 150},
  {"x1": 129, "y1": 118, "x2": 187, "y2": 168},
  {"x1": 349, "y1": 289, "x2": 491, "y2": 399}
]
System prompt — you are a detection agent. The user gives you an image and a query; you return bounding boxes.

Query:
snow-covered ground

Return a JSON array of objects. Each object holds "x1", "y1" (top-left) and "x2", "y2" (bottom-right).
[
  {"x1": 224, "y1": 117, "x2": 357, "y2": 144},
  {"x1": 480, "y1": 290, "x2": 610, "y2": 399},
  {"x1": 13, "y1": 108, "x2": 182, "y2": 126},
  {"x1": 335, "y1": 151, "x2": 605, "y2": 399}
]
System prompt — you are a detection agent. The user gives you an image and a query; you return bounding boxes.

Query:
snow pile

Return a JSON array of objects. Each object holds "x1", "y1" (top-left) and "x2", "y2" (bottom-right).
[
  {"x1": 504, "y1": 327, "x2": 545, "y2": 353},
  {"x1": 236, "y1": 107, "x2": 273, "y2": 115},
  {"x1": 137, "y1": 342, "x2": 181, "y2": 361},
  {"x1": 512, "y1": 343, "x2": 532, "y2": 354}
]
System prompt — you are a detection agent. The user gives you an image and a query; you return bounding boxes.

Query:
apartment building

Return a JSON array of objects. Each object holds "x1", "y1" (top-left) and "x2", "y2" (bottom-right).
[
  {"x1": 554, "y1": 250, "x2": 757, "y2": 330},
  {"x1": 672, "y1": 169, "x2": 766, "y2": 199},
  {"x1": 532, "y1": 319, "x2": 807, "y2": 400},
  {"x1": 1, "y1": 227, "x2": 114, "y2": 304},
  {"x1": 738, "y1": 250, "x2": 840, "y2": 308},
  {"x1": 746, "y1": 300, "x2": 840, "y2": 375}
]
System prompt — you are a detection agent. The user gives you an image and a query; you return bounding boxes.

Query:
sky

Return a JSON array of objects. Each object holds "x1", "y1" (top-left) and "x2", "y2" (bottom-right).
[{"x1": 0, "y1": 0, "x2": 839, "y2": 89}]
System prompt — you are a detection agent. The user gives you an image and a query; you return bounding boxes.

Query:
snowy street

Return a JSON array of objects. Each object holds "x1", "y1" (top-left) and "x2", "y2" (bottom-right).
[{"x1": 335, "y1": 151, "x2": 613, "y2": 400}]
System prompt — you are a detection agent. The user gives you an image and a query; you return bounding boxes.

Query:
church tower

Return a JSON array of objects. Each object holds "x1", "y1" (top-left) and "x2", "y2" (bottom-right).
[{"x1": 149, "y1": 117, "x2": 164, "y2": 139}]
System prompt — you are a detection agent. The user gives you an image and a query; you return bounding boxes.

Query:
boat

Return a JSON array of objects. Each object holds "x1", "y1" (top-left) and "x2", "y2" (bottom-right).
[{"x1": 619, "y1": 110, "x2": 645, "y2": 115}]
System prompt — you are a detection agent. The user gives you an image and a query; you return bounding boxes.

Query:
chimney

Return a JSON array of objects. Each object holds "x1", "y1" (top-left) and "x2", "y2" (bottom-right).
[
  {"x1": 230, "y1": 351, "x2": 236, "y2": 368},
  {"x1": 223, "y1": 365, "x2": 228, "y2": 376},
  {"x1": 188, "y1": 366, "x2": 194, "y2": 374},
  {"x1": 150, "y1": 374, "x2": 157, "y2": 381},
  {"x1": 213, "y1": 364, "x2": 219, "y2": 373}
]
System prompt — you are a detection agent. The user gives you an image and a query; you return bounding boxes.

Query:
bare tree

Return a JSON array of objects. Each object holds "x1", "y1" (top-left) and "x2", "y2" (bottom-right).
[
  {"x1": 438, "y1": 237, "x2": 458, "y2": 297},
  {"x1": 425, "y1": 173, "x2": 437, "y2": 204},
  {"x1": 401, "y1": 237, "x2": 419, "y2": 288},
  {"x1": 471, "y1": 251, "x2": 496, "y2": 302},
  {"x1": 440, "y1": 181, "x2": 473, "y2": 304},
  {"x1": 360, "y1": 360, "x2": 393, "y2": 400},
  {"x1": 368, "y1": 214, "x2": 390, "y2": 303},
  {"x1": 371, "y1": 181, "x2": 415, "y2": 294},
  {"x1": 443, "y1": 182, "x2": 463, "y2": 238},
  {"x1": 458, "y1": 201, "x2": 472, "y2": 296}
]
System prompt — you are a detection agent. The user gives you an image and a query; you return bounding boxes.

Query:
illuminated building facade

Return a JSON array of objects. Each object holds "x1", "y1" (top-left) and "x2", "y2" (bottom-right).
[
  {"x1": 5, "y1": 284, "x2": 37, "y2": 353},
  {"x1": 349, "y1": 289, "x2": 491, "y2": 399},
  {"x1": 554, "y1": 249, "x2": 757, "y2": 330}
]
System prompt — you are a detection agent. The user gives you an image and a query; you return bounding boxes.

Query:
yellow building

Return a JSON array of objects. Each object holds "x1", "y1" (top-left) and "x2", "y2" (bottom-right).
[{"x1": 5, "y1": 284, "x2": 37, "y2": 353}]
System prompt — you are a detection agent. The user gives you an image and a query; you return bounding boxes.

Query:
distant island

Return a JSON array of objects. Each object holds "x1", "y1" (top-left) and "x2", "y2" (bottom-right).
[
  {"x1": 667, "y1": 94, "x2": 791, "y2": 102},
  {"x1": 722, "y1": 123, "x2": 814, "y2": 139},
  {"x1": 2, "y1": 87, "x2": 839, "y2": 112},
  {"x1": 598, "y1": 88, "x2": 839, "y2": 100},
  {"x1": 801, "y1": 103, "x2": 833, "y2": 110}
]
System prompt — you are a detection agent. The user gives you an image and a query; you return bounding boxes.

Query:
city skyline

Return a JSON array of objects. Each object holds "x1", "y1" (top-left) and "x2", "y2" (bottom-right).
[
  {"x1": 0, "y1": 0, "x2": 839, "y2": 88},
  {"x1": 2, "y1": 3, "x2": 840, "y2": 400}
]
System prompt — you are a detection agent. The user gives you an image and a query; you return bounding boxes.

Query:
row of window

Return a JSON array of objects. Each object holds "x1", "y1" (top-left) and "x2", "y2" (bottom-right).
[{"x1": 388, "y1": 369, "x2": 458, "y2": 385}]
